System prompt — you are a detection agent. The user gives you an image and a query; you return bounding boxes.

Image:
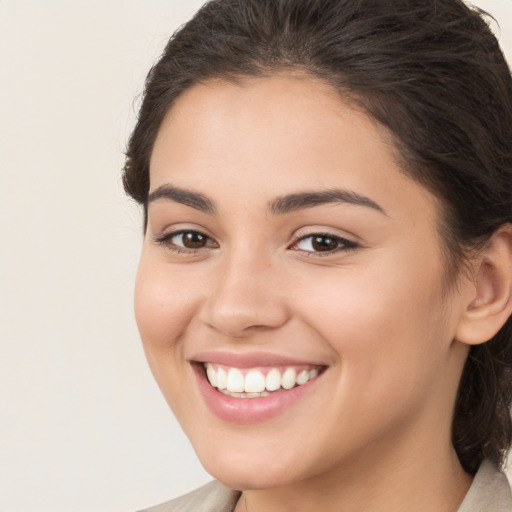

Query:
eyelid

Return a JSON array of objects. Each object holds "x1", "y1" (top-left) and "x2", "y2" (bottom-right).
[
  {"x1": 151, "y1": 225, "x2": 358, "y2": 256},
  {"x1": 289, "y1": 230, "x2": 358, "y2": 255},
  {"x1": 152, "y1": 227, "x2": 219, "y2": 253}
]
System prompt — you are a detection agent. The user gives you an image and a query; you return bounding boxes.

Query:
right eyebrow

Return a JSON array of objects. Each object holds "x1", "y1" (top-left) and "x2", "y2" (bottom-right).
[{"x1": 147, "y1": 184, "x2": 217, "y2": 214}]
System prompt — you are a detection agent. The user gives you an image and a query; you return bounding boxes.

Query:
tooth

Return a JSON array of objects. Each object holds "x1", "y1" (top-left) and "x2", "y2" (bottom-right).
[
  {"x1": 296, "y1": 369, "x2": 309, "y2": 385},
  {"x1": 221, "y1": 389, "x2": 240, "y2": 397},
  {"x1": 282, "y1": 368, "x2": 296, "y2": 389},
  {"x1": 206, "y1": 364, "x2": 217, "y2": 387},
  {"x1": 266, "y1": 368, "x2": 281, "y2": 391},
  {"x1": 214, "y1": 365, "x2": 321, "y2": 394},
  {"x1": 245, "y1": 370, "x2": 266, "y2": 393},
  {"x1": 245, "y1": 392, "x2": 262, "y2": 398},
  {"x1": 227, "y1": 368, "x2": 244, "y2": 392},
  {"x1": 217, "y1": 367, "x2": 227, "y2": 390}
]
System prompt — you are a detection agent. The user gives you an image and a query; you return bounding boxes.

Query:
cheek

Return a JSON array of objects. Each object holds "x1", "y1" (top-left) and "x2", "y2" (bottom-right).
[
  {"x1": 133, "y1": 254, "x2": 204, "y2": 414},
  {"x1": 134, "y1": 253, "x2": 201, "y2": 356},
  {"x1": 289, "y1": 262, "x2": 453, "y2": 452},
  {"x1": 295, "y1": 252, "x2": 450, "y2": 384}
]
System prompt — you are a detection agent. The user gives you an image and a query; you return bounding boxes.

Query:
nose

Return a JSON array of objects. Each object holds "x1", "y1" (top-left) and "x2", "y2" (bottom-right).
[{"x1": 200, "y1": 252, "x2": 290, "y2": 338}]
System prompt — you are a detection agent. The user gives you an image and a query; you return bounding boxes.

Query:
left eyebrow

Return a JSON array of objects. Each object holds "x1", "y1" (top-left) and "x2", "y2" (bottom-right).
[{"x1": 269, "y1": 189, "x2": 387, "y2": 216}]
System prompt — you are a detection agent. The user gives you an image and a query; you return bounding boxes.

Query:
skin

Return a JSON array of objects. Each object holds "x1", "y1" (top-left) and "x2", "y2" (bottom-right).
[{"x1": 135, "y1": 75, "x2": 478, "y2": 512}]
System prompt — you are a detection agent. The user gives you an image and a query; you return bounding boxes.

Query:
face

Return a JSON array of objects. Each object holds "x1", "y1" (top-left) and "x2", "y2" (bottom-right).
[{"x1": 135, "y1": 75, "x2": 468, "y2": 490}]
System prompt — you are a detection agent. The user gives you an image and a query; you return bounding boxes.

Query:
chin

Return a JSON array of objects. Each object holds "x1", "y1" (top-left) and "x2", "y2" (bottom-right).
[
  {"x1": 192, "y1": 435, "x2": 320, "y2": 491},
  {"x1": 203, "y1": 460, "x2": 294, "y2": 491}
]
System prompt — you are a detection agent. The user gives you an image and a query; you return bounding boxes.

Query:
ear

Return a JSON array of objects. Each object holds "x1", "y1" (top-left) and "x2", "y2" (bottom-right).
[{"x1": 455, "y1": 224, "x2": 512, "y2": 346}]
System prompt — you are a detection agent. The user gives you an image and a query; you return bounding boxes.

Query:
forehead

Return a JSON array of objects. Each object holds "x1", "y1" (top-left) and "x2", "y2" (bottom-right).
[{"x1": 149, "y1": 74, "x2": 439, "y2": 223}]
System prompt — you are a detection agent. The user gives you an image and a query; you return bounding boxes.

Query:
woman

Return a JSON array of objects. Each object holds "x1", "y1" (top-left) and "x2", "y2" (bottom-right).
[{"x1": 124, "y1": 0, "x2": 512, "y2": 510}]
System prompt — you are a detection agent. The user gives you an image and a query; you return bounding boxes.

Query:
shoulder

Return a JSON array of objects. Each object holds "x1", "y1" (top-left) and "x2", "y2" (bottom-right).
[
  {"x1": 137, "y1": 480, "x2": 241, "y2": 512},
  {"x1": 458, "y1": 460, "x2": 512, "y2": 512}
]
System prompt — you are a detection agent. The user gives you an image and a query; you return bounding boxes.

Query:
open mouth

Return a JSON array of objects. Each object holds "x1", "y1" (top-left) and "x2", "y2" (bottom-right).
[
  {"x1": 203, "y1": 362, "x2": 325, "y2": 398},
  {"x1": 192, "y1": 357, "x2": 328, "y2": 422}
]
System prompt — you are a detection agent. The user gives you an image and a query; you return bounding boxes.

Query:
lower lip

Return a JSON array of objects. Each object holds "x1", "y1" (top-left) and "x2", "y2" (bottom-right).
[{"x1": 193, "y1": 364, "x2": 323, "y2": 423}]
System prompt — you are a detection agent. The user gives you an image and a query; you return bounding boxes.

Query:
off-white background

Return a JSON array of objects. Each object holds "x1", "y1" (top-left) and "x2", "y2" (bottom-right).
[{"x1": 1, "y1": 1, "x2": 511, "y2": 511}]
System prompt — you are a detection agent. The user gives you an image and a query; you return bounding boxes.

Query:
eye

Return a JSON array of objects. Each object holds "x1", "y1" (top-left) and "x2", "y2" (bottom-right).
[
  {"x1": 173, "y1": 231, "x2": 211, "y2": 249},
  {"x1": 154, "y1": 229, "x2": 219, "y2": 252},
  {"x1": 290, "y1": 233, "x2": 357, "y2": 254}
]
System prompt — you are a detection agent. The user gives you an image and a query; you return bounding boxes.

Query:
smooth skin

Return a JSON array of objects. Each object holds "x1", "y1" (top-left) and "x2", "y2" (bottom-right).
[{"x1": 135, "y1": 74, "x2": 512, "y2": 512}]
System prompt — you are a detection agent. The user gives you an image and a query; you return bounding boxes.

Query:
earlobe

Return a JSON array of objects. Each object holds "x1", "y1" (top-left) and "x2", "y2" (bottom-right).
[{"x1": 455, "y1": 225, "x2": 512, "y2": 346}]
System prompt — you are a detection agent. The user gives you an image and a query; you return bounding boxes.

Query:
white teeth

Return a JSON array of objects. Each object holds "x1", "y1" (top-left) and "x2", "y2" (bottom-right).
[
  {"x1": 220, "y1": 390, "x2": 271, "y2": 398},
  {"x1": 296, "y1": 369, "x2": 309, "y2": 385},
  {"x1": 245, "y1": 370, "x2": 266, "y2": 393},
  {"x1": 281, "y1": 368, "x2": 296, "y2": 389},
  {"x1": 206, "y1": 365, "x2": 217, "y2": 387},
  {"x1": 265, "y1": 368, "x2": 281, "y2": 391},
  {"x1": 204, "y1": 363, "x2": 322, "y2": 396},
  {"x1": 244, "y1": 392, "x2": 261, "y2": 398},
  {"x1": 217, "y1": 367, "x2": 227, "y2": 390},
  {"x1": 227, "y1": 368, "x2": 244, "y2": 392}
]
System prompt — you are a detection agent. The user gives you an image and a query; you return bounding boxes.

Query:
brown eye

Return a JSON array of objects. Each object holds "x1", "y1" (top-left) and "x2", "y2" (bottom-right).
[
  {"x1": 155, "y1": 230, "x2": 218, "y2": 252},
  {"x1": 181, "y1": 231, "x2": 208, "y2": 249},
  {"x1": 291, "y1": 233, "x2": 358, "y2": 254},
  {"x1": 311, "y1": 235, "x2": 339, "y2": 252}
]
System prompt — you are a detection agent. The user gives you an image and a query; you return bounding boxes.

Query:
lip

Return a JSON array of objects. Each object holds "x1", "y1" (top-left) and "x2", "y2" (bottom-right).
[
  {"x1": 192, "y1": 356, "x2": 326, "y2": 423},
  {"x1": 191, "y1": 350, "x2": 324, "y2": 368}
]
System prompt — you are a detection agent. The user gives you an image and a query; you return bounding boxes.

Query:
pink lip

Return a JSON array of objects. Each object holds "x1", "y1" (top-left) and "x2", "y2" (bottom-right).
[
  {"x1": 192, "y1": 361, "x2": 325, "y2": 424},
  {"x1": 191, "y1": 350, "x2": 323, "y2": 368}
]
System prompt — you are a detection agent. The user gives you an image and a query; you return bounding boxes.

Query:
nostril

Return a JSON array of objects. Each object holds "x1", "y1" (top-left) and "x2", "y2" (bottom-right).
[{"x1": 203, "y1": 297, "x2": 290, "y2": 337}]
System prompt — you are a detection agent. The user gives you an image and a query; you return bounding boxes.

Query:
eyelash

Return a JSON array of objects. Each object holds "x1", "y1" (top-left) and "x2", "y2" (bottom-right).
[
  {"x1": 153, "y1": 230, "x2": 358, "y2": 256},
  {"x1": 289, "y1": 232, "x2": 358, "y2": 256},
  {"x1": 153, "y1": 230, "x2": 218, "y2": 254}
]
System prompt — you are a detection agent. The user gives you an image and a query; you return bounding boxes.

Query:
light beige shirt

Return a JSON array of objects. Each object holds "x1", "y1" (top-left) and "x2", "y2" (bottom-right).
[{"x1": 139, "y1": 460, "x2": 511, "y2": 512}]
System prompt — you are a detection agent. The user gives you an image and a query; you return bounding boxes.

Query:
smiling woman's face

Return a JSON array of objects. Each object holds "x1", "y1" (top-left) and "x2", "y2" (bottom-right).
[{"x1": 135, "y1": 75, "x2": 470, "y2": 490}]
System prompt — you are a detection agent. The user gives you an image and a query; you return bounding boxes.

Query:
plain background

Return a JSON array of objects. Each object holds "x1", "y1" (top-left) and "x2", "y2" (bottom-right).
[{"x1": 1, "y1": 1, "x2": 511, "y2": 511}]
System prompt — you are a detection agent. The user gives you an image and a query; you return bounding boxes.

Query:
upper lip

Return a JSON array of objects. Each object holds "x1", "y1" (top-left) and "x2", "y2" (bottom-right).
[{"x1": 191, "y1": 351, "x2": 326, "y2": 368}]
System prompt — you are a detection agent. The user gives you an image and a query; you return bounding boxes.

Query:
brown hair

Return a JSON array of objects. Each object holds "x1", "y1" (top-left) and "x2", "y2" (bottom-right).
[{"x1": 123, "y1": 0, "x2": 512, "y2": 473}]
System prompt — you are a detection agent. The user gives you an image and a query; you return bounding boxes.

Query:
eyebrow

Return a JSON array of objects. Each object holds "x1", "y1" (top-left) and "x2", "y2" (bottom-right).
[
  {"x1": 148, "y1": 185, "x2": 216, "y2": 214},
  {"x1": 147, "y1": 184, "x2": 385, "y2": 217},
  {"x1": 269, "y1": 189, "x2": 386, "y2": 216}
]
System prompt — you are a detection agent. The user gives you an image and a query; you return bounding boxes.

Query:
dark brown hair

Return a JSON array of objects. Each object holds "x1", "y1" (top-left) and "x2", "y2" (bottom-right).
[{"x1": 123, "y1": 0, "x2": 512, "y2": 473}]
